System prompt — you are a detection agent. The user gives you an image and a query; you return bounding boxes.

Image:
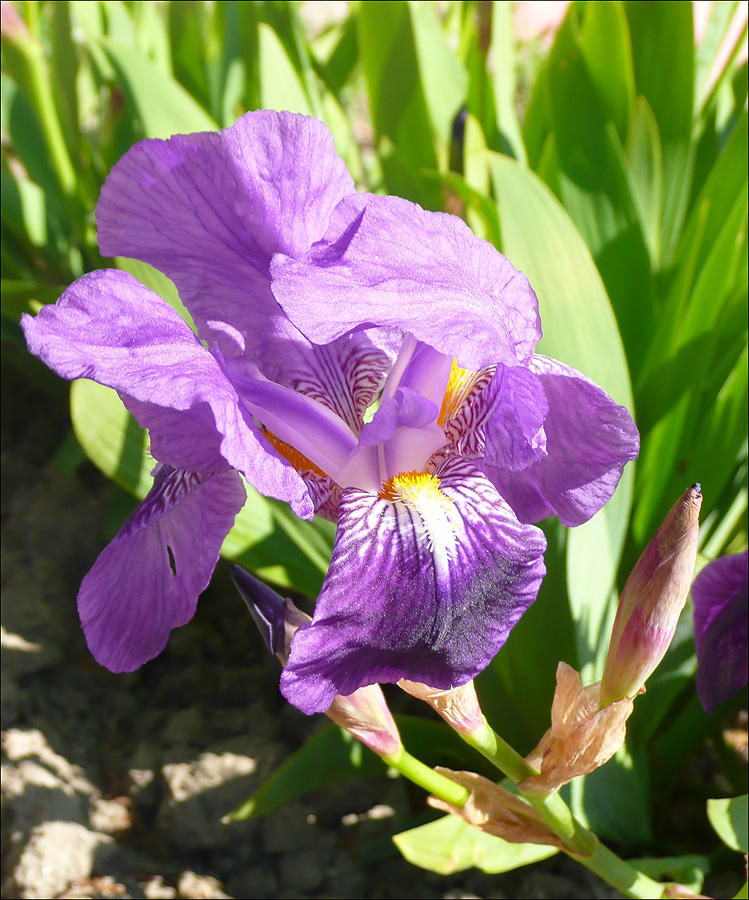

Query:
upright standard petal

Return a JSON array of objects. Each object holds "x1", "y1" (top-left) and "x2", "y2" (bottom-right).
[
  {"x1": 270, "y1": 194, "x2": 542, "y2": 371},
  {"x1": 280, "y1": 457, "x2": 547, "y2": 714},
  {"x1": 693, "y1": 550, "x2": 748, "y2": 714},
  {"x1": 485, "y1": 356, "x2": 640, "y2": 526},
  {"x1": 21, "y1": 270, "x2": 313, "y2": 517},
  {"x1": 79, "y1": 465, "x2": 246, "y2": 672},
  {"x1": 96, "y1": 110, "x2": 354, "y2": 370}
]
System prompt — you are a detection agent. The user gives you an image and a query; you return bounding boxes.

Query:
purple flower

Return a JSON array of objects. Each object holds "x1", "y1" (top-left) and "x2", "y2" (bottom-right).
[
  {"x1": 692, "y1": 549, "x2": 748, "y2": 715},
  {"x1": 21, "y1": 111, "x2": 639, "y2": 714}
]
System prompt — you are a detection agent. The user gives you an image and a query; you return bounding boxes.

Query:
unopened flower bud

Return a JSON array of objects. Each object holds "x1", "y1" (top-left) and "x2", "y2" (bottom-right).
[
  {"x1": 230, "y1": 565, "x2": 401, "y2": 758},
  {"x1": 600, "y1": 485, "x2": 702, "y2": 708},
  {"x1": 1, "y1": 2, "x2": 30, "y2": 44},
  {"x1": 399, "y1": 678, "x2": 484, "y2": 735}
]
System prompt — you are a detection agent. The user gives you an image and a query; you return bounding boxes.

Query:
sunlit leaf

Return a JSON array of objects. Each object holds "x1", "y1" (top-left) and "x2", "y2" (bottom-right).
[
  {"x1": 99, "y1": 37, "x2": 218, "y2": 139},
  {"x1": 394, "y1": 814, "x2": 557, "y2": 875},
  {"x1": 707, "y1": 795, "x2": 749, "y2": 853}
]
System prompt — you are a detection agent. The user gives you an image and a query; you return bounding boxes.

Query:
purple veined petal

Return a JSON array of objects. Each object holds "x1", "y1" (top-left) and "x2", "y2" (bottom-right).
[
  {"x1": 284, "y1": 332, "x2": 392, "y2": 434},
  {"x1": 482, "y1": 366, "x2": 549, "y2": 471},
  {"x1": 449, "y1": 364, "x2": 549, "y2": 472},
  {"x1": 218, "y1": 354, "x2": 358, "y2": 478},
  {"x1": 96, "y1": 110, "x2": 354, "y2": 364},
  {"x1": 270, "y1": 193, "x2": 543, "y2": 371},
  {"x1": 79, "y1": 465, "x2": 246, "y2": 672},
  {"x1": 21, "y1": 270, "x2": 314, "y2": 518},
  {"x1": 280, "y1": 456, "x2": 547, "y2": 714},
  {"x1": 693, "y1": 550, "x2": 748, "y2": 715},
  {"x1": 484, "y1": 356, "x2": 640, "y2": 526}
]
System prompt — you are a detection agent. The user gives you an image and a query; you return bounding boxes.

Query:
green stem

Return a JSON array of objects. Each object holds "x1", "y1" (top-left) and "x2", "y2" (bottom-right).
[
  {"x1": 382, "y1": 747, "x2": 470, "y2": 808},
  {"x1": 463, "y1": 719, "x2": 538, "y2": 782},
  {"x1": 461, "y1": 720, "x2": 664, "y2": 899}
]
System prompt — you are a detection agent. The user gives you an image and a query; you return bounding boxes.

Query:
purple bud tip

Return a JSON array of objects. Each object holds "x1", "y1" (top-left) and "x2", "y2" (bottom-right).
[
  {"x1": 230, "y1": 564, "x2": 286, "y2": 656},
  {"x1": 691, "y1": 483, "x2": 702, "y2": 494}
]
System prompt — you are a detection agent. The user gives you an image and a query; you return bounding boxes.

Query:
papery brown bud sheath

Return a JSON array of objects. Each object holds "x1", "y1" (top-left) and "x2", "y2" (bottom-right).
[
  {"x1": 399, "y1": 679, "x2": 484, "y2": 735},
  {"x1": 600, "y1": 485, "x2": 702, "y2": 708}
]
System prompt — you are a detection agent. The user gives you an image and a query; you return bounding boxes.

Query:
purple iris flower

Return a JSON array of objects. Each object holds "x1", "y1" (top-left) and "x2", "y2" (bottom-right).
[
  {"x1": 692, "y1": 549, "x2": 748, "y2": 715},
  {"x1": 21, "y1": 111, "x2": 639, "y2": 715}
]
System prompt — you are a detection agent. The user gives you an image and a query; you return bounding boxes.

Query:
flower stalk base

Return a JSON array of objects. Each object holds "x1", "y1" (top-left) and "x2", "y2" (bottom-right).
[{"x1": 381, "y1": 748, "x2": 470, "y2": 808}]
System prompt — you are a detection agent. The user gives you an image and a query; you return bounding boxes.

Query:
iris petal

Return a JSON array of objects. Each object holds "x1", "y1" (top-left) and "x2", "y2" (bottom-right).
[
  {"x1": 79, "y1": 465, "x2": 246, "y2": 672},
  {"x1": 484, "y1": 356, "x2": 639, "y2": 526},
  {"x1": 271, "y1": 193, "x2": 542, "y2": 371},
  {"x1": 280, "y1": 457, "x2": 546, "y2": 714},
  {"x1": 20, "y1": 270, "x2": 313, "y2": 518},
  {"x1": 693, "y1": 550, "x2": 748, "y2": 714},
  {"x1": 96, "y1": 110, "x2": 354, "y2": 370}
]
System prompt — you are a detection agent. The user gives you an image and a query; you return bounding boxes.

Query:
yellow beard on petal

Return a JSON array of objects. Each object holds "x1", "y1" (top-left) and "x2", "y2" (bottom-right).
[
  {"x1": 380, "y1": 470, "x2": 457, "y2": 557},
  {"x1": 438, "y1": 359, "x2": 495, "y2": 426},
  {"x1": 262, "y1": 428, "x2": 326, "y2": 477}
]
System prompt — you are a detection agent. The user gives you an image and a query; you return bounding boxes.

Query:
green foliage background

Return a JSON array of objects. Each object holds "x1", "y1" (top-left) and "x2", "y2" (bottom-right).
[{"x1": 2, "y1": 0, "x2": 747, "y2": 878}]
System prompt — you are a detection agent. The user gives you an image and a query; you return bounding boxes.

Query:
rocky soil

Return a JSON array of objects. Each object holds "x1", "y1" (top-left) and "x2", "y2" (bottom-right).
[{"x1": 0, "y1": 360, "x2": 629, "y2": 900}]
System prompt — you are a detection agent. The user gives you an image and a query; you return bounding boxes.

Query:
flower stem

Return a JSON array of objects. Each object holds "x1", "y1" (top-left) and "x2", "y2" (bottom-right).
[
  {"x1": 382, "y1": 747, "x2": 470, "y2": 807},
  {"x1": 461, "y1": 720, "x2": 665, "y2": 899}
]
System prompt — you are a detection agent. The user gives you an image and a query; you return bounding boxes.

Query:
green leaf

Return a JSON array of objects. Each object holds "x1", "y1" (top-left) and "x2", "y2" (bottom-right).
[
  {"x1": 98, "y1": 37, "x2": 218, "y2": 139},
  {"x1": 633, "y1": 182, "x2": 747, "y2": 542},
  {"x1": 2, "y1": 76, "x2": 68, "y2": 221},
  {"x1": 216, "y1": 1, "x2": 259, "y2": 126},
  {"x1": 0, "y1": 169, "x2": 47, "y2": 248},
  {"x1": 625, "y1": 97, "x2": 664, "y2": 263},
  {"x1": 70, "y1": 379, "x2": 153, "y2": 497},
  {"x1": 543, "y1": 7, "x2": 655, "y2": 377},
  {"x1": 628, "y1": 855, "x2": 708, "y2": 893},
  {"x1": 49, "y1": 1, "x2": 81, "y2": 163},
  {"x1": 357, "y1": 1, "x2": 443, "y2": 206},
  {"x1": 707, "y1": 795, "x2": 749, "y2": 853},
  {"x1": 487, "y1": 151, "x2": 635, "y2": 683},
  {"x1": 734, "y1": 881, "x2": 749, "y2": 900},
  {"x1": 571, "y1": 745, "x2": 652, "y2": 846},
  {"x1": 1, "y1": 279, "x2": 65, "y2": 321},
  {"x1": 311, "y1": 7, "x2": 359, "y2": 97},
  {"x1": 624, "y1": 1, "x2": 695, "y2": 260},
  {"x1": 578, "y1": 1, "x2": 635, "y2": 142},
  {"x1": 132, "y1": 0, "x2": 171, "y2": 73},
  {"x1": 258, "y1": 21, "x2": 313, "y2": 116},
  {"x1": 489, "y1": 1, "x2": 527, "y2": 164},
  {"x1": 168, "y1": 0, "x2": 213, "y2": 113},
  {"x1": 694, "y1": 0, "x2": 740, "y2": 115},
  {"x1": 67, "y1": 376, "x2": 145, "y2": 503},
  {"x1": 393, "y1": 814, "x2": 557, "y2": 875},
  {"x1": 407, "y1": 0, "x2": 468, "y2": 168}
]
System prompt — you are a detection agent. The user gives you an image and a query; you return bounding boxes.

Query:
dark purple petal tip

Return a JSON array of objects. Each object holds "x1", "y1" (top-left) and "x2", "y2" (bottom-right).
[
  {"x1": 230, "y1": 565, "x2": 286, "y2": 656},
  {"x1": 693, "y1": 549, "x2": 748, "y2": 714}
]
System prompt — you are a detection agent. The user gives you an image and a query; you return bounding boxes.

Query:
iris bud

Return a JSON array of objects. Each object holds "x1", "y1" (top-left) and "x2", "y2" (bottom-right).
[
  {"x1": 600, "y1": 485, "x2": 702, "y2": 708},
  {"x1": 231, "y1": 565, "x2": 402, "y2": 758}
]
